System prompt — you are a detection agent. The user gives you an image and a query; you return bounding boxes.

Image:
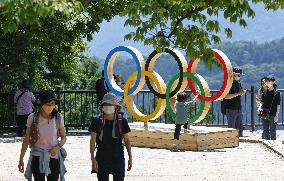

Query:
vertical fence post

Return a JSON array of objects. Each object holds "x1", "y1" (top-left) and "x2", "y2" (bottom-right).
[
  {"x1": 251, "y1": 86, "x2": 255, "y2": 132},
  {"x1": 56, "y1": 86, "x2": 61, "y2": 113}
]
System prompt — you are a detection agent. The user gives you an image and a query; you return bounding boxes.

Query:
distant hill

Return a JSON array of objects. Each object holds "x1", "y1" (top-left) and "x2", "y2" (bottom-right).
[{"x1": 89, "y1": 3, "x2": 284, "y2": 59}]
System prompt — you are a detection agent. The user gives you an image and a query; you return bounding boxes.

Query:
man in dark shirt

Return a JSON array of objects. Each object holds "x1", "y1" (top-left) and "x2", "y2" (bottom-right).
[
  {"x1": 89, "y1": 93, "x2": 132, "y2": 181},
  {"x1": 224, "y1": 68, "x2": 247, "y2": 137},
  {"x1": 260, "y1": 75, "x2": 281, "y2": 140},
  {"x1": 95, "y1": 70, "x2": 109, "y2": 107}
]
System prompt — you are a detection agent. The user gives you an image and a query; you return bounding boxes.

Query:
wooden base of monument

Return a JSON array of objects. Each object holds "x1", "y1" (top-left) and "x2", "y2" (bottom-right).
[{"x1": 129, "y1": 123, "x2": 239, "y2": 151}]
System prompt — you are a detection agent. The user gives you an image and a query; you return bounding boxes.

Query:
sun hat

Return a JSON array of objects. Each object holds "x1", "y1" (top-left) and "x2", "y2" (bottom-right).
[
  {"x1": 99, "y1": 92, "x2": 121, "y2": 108},
  {"x1": 39, "y1": 90, "x2": 58, "y2": 106}
]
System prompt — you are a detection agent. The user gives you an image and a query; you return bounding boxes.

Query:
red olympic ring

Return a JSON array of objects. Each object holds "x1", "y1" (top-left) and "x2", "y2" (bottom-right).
[{"x1": 187, "y1": 49, "x2": 233, "y2": 102}]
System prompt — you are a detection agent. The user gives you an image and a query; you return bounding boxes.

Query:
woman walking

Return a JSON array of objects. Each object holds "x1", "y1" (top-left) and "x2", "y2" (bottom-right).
[{"x1": 18, "y1": 90, "x2": 67, "y2": 181}]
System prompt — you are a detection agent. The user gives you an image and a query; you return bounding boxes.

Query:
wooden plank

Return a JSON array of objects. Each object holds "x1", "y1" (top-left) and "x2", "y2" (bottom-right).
[
  {"x1": 197, "y1": 142, "x2": 239, "y2": 151},
  {"x1": 197, "y1": 138, "x2": 239, "y2": 147}
]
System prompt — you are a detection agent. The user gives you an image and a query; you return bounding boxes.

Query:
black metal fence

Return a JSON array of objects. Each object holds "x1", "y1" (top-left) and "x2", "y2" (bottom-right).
[{"x1": 1, "y1": 87, "x2": 284, "y2": 133}]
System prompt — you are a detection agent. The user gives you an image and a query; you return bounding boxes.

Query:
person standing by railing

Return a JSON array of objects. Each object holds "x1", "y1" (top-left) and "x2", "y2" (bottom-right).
[
  {"x1": 14, "y1": 80, "x2": 36, "y2": 137},
  {"x1": 256, "y1": 77, "x2": 267, "y2": 111},
  {"x1": 224, "y1": 68, "x2": 247, "y2": 137},
  {"x1": 95, "y1": 70, "x2": 109, "y2": 108},
  {"x1": 258, "y1": 75, "x2": 281, "y2": 140}
]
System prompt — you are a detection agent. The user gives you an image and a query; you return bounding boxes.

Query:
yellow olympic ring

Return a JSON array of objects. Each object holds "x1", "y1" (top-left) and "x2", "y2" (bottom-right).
[{"x1": 124, "y1": 70, "x2": 166, "y2": 122}]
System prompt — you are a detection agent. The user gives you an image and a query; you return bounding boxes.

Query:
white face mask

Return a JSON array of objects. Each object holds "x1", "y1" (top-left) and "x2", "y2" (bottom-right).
[{"x1": 102, "y1": 106, "x2": 115, "y2": 114}]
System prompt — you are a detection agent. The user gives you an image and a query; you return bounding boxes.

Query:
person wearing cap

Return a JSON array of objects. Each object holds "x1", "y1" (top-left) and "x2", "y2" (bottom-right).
[
  {"x1": 224, "y1": 68, "x2": 247, "y2": 137},
  {"x1": 18, "y1": 90, "x2": 67, "y2": 181},
  {"x1": 258, "y1": 75, "x2": 281, "y2": 140},
  {"x1": 14, "y1": 80, "x2": 36, "y2": 137},
  {"x1": 89, "y1": 92, "x2": 132, "y2": 181}
]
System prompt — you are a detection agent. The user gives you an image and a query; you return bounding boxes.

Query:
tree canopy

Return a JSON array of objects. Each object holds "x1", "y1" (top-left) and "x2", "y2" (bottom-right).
[
  {"x1": 123, "y1": 0, "x2": 284, "y2": 58},
  {"x1": 0, "y1": 0, "x2": 283, "y2": 91}
]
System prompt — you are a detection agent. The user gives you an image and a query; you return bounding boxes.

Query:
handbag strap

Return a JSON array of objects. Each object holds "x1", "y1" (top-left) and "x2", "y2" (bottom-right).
[{"x1": 17, "y1": 91, "x2": 27, "y2": 103}]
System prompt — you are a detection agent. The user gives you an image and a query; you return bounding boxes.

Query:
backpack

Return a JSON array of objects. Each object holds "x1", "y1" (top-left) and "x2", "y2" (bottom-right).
[{"x1": 90, "y1": 113, "x2": 124, "y2": 144}]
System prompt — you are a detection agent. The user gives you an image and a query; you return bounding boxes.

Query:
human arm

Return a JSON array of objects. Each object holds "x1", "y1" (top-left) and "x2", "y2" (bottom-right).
[
  {"x1": 274, "y1": 92, "x2": 281, "y2": 123},
  {"x1": 31, "y1": 92, "x2": 36, "y2": 103},
  {"x1": 189, "y1": 93, "x2": 199, "y2": 104},
  {"x1": 274, "y1": 105, "x2": 280, "y2": 123},
  {"x1": 170, "y1": 97, "x2": 176, "y2": 107},
  {"x1": 123, "y1": 133, "x2": 132, "y2": 171},
  {"x1": 49, "y1": 127, "x2": 67, "y2": 157},
  {"x1": 18, "y1": 127, "x2": 30, "y2": 173},
  {"x1": 14, "y1": 91, "x2": 19, "y2": 104},
  {"x1": 90, "y1": 132, "x2": 98, "y2": 172},
  {"x1": 224, "y1": 89, "x2": 247, "y2": 99}
]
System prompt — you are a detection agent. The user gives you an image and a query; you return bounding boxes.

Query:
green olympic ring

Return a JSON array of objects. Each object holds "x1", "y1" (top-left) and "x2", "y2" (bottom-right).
[{"x1": 166, "y1": 72, "x2": 206, "y2": 125}]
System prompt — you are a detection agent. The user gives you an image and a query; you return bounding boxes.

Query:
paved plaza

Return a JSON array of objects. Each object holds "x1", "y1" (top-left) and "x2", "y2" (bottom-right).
[{"x1": 1, "y1": 131, "x2": 284, "y2": 181}]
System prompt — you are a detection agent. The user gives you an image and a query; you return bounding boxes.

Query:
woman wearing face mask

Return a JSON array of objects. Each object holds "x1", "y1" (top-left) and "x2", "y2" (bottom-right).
[
  {"x1": 89, "y1": 93, "x2": 132, "y2": 181},
  {"x1": 18, "y1": 90, "x2": 67, "y2": 181},
  {"x1": 260, "y1": 75, "x2": 281, "y2": 140}
]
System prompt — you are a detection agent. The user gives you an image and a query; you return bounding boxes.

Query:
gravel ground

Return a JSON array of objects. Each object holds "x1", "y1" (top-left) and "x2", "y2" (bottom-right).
[{"x1": 1, "y1": 136, "x2": 284, "y2": 181}]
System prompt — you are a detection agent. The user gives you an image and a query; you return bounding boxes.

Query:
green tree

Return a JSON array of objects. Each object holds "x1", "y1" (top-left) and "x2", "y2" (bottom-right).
[
  {"x1": 0, "y1": 0, "x2": 129, "y2": 91},
  {"x1": 0, "y1": 14, "x2": 87, "y2": 91},
  {"x1": 77, "y1": 57, "x2": 100, "y2": 90},
  {"x1": 0, "y1": 0, "x2": 83, "y2": 33},
  {"x1": 123, "y1": 0, "x2": 284, "y2": 59}
]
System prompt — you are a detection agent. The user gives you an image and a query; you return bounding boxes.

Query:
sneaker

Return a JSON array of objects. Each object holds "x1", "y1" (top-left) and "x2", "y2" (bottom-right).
[
  {"x1": 172, "y1": 144, "x2": 178, "y2": 152},
  {"x1": 172, "y1": 139, "x2": 178, "y2": 151}
]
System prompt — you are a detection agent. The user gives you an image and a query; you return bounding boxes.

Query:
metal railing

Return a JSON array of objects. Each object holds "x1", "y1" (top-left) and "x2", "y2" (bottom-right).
[{"x1": 1, "y1": 87, "x2": 284, "y2": 132}]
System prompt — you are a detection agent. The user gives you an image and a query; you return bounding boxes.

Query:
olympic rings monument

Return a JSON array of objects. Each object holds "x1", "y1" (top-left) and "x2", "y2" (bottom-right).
[{"x1": 104, "y1": 46, "x2": 239, "y2": 151}]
